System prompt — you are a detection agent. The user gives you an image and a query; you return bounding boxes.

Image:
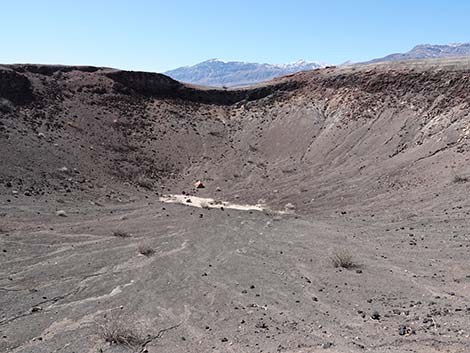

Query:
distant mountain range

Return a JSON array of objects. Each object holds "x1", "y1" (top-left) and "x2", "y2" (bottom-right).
[
  {"x1": 365, "y1": 43, "x2": 470, "y2": 64},
  {"x1": 164, "y1": 43, "x2": 470, "y2": 87},
  {"x1": 164, "y1": 59, "x2": 325, "y2": 87}
]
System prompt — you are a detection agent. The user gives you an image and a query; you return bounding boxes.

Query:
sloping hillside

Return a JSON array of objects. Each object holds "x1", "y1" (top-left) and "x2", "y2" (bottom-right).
[{"x1": 1, "y1": 59, "x2": 469, "y2": 215}]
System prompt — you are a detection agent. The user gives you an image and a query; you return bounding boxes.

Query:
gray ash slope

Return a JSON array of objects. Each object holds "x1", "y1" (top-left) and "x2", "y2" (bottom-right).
[
  {"x1": 1, "y1": 58, "x2": 470, "y2": 353},
  {"x1": 1, "y1": 58, "x2": 470, "y2": 215}
]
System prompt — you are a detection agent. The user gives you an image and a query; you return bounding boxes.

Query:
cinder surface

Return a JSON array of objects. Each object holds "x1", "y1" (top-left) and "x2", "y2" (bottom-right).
[{"x1": 1, "y1": 197, "x2": 470, "y2": 352}]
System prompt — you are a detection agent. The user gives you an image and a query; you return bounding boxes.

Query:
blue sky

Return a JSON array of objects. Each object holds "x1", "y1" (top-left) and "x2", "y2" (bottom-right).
[{"x1": 2, "y1": 0, "x2": 469, "y2": 72}]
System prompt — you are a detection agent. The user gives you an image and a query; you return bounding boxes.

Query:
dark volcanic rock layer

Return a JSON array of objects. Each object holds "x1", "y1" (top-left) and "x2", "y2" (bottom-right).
[{"x1": 0, "y1": 68, "x2": 33, "y2": 105}]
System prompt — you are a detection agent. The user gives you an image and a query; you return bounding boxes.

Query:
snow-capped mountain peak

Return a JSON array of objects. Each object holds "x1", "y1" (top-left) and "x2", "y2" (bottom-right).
[
  {"x1": 164, "y1": 59, "x2": 326, "y2": 87},
  {"x1": 205, "y1": 58, "x2": 228, "y2": 63},
  {"x1": 366, "y1": 42, "x2": 470, "y2": 64}
]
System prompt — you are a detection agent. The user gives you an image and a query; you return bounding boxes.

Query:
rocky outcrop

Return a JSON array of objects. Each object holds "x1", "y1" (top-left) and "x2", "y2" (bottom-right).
[
  {"x1": 105, "y1": 69, "x2": 301, "y2": 105},
  {"x1": 105, "y1": 70, "x2": 182, "y2": 96},
  {"x1": 10, "y1": 64, "x2": 100, "y2": 76},
  {"x1": 0, "y1": 67, "x2": 33, "y2": 105}
]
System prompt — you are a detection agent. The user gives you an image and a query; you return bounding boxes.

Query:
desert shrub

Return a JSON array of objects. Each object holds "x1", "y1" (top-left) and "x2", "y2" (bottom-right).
[
  {"x1": 100, "y1": 319, "x2": 146, "y2": 347},
  {"x1": 109, "y1": 142, "x2": 139, "y2": 153},
  {"x1": 113, "y1": 230, "x2": 131, "y2": 238},
  {"x1": 451, "y1": 167, "x2": 469, "y2": 183},
  {"x1": 209, "y1": 130, "x2": 224, "y2": 137},
  {"x1": 331, "y1": 250, "x2": 357, "y2": 269},
  {"x1": 91, "y1": 87, "x2": 107, "y2": 95},
  {"x1": 99, "y1": 315, "x2": 181, "y2": 350},
  {"x1": 0, "y1": 98, "x2": 15, "y2": 113},
  {"x1": 138, "y1": 244, "x2": 155, "y2": 257},
  {"x1": 452, "y1": 174, "x2": 469, "y2": 183},
  {"x1": 136, "y1": 176, "x2": 154, "y2": 190}
]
